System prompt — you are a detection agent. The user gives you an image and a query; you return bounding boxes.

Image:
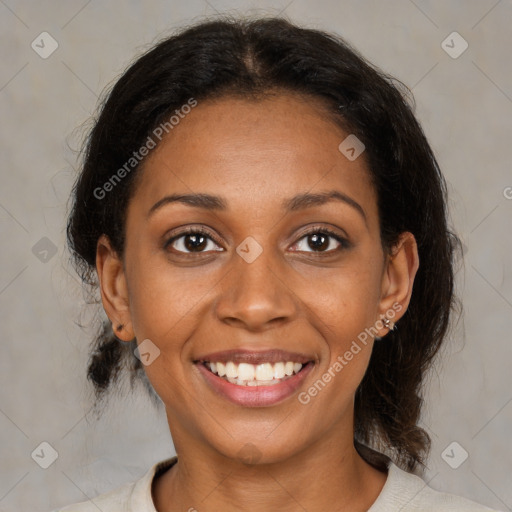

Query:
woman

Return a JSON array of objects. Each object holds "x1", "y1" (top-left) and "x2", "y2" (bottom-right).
[{"x1": 53, "y1": 16, "x2": 499, "y2": 512}]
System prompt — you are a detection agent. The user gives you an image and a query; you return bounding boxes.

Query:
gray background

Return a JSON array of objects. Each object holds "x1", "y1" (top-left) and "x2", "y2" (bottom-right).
[{"x1": 1, "y1": 1, "x2": 511, "y2": 510}]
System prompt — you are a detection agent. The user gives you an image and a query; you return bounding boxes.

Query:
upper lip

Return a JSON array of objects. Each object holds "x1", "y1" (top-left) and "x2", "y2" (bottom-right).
[{"x1": 194, "y1": 349, "x2": 313, "y2": 365}]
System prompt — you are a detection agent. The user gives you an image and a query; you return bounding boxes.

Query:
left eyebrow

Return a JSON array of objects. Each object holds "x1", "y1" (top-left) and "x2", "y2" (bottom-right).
[{"x1": 281, "y1": 190, "x2": 367, "y2": 224}]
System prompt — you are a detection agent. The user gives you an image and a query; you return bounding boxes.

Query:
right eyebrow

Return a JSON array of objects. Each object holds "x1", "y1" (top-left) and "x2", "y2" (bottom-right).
[{"x1": 147, "y1": 193, "x2": 227, "y2": 218}]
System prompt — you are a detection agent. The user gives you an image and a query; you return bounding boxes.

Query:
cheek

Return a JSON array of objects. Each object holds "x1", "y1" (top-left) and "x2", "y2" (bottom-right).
[
  {"x1": 125, "y1": 250, "x2": 221, "y2": 342},
  {"x1": 301, "y1": 259, "x2": 383, "y2": 335},
  {"x1": 318, "y1": 295, "x2": 377, "y2": 389},
  {"x1": 297, "y1": 290, "x2": 379, "y2": 418},
  {"x1": 125, "y1": 262, "x2": 213, "y2": 406},
  {"x1": 298, "y1": 257, "x2": 382, "y2": 383}
]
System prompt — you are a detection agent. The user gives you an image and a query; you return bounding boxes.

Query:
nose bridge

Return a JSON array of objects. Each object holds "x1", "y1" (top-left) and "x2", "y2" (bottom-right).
[{"x1": 214, "y1": 238, "x2": 297, "y2": 330}]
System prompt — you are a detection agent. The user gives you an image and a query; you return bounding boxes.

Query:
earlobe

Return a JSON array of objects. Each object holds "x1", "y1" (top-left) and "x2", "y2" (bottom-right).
[
  {"x1": 377, "y1": 232, "x2": 419, "y2": 336},
  {"x1": 113, "y1": 321, "x2": 134, "y2": 342},
  {"x1": 96, "y1": 234, "x2": 135, "y2": 342}
]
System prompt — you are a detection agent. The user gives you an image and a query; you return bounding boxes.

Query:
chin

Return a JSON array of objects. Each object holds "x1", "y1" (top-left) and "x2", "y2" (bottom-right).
[{"x1": 211, "y1": 435, "x2": 304, "y2": 466}]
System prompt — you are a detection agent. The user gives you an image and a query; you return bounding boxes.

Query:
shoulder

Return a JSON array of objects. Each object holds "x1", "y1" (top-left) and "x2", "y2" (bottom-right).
[
  {"x1": 369, "y1": 462, "x2": 501, "y2": 512},
  {"x1": 49, "y1": 456, "x2": 178, "y2": 512}
]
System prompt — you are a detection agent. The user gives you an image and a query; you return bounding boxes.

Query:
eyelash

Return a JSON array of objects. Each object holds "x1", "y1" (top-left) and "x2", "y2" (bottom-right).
[
  {"x1": 293, "y1": 227, "x2": 351, "y2": 253},
  {"x1": 163, "y1": 226, "x2": 351, "y2": 256}
]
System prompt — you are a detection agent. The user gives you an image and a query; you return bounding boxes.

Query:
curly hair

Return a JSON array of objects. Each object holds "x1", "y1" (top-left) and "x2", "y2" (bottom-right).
[{"x1": 66, "y1": 16, "x2": 462, "y2": 473}]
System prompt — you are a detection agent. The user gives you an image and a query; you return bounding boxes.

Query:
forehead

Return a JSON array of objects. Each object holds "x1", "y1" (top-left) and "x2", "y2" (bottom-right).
[{"x1": 130, "y1": 93, "x2": 378, "y2": 225}]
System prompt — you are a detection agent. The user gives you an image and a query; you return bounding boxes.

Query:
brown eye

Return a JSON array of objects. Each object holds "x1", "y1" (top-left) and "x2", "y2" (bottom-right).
[
  {"x1": 307, "y1": 233, "x2": 330, "y2": 251},
  {"x1": 291, "y1": 228, "x2": 350, "y2": 254},
  {"x1": 182, "y1": 233, "x2": 208, "y2": 252},
  {"x1": 165, "y1": 228, "x2": 224, "y2": 254}
]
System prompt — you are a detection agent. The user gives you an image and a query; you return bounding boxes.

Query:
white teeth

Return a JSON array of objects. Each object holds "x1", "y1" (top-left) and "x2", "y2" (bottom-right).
[
  {"x1": 274, "y1": 362, "x2": 285, "y2": 379},
  {"x1": 237, "y1": 363, "x2": 255, "y2": 381},
  {"x1": 225, "y1": 361, "x2": 237, "y2": 378},
  {"x1": 204, "y1": 360, "x2": 305, "y2": 386},
  {"x1": 255, "y1": 363, "x2": 274, "y2": 381},
  {"x1": 216, "y1": 362, "x2": 226, "y2": 377}
]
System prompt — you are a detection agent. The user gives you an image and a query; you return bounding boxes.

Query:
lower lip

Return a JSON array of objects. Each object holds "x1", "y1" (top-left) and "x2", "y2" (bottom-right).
[{"x1": 196, "y1": 362, "x2": 314, "y2": 407}]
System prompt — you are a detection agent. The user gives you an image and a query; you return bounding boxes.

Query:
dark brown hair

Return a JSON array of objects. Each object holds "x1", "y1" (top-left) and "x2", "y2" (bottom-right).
[{"x1": 66, "y1": 16, "x2": 461, "y2": 472}]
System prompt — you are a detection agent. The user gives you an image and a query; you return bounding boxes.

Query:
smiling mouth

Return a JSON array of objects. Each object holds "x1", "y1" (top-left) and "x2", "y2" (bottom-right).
[{"x1": 201, "y1": 360, "x2": 307, "y2": 387}]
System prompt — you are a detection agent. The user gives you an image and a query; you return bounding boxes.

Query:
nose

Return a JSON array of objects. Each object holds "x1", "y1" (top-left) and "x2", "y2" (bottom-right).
[{"x1": 214, "y1": 245, "x2": 298, "y2": 332}]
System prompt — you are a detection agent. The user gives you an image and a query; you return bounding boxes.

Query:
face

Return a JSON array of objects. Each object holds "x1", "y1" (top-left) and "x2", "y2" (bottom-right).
[{"x1": 97, "y1": 92, "x2": 418, "y2": 465}]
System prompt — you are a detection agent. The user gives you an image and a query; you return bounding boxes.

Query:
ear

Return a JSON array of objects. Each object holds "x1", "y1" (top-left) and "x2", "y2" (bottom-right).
[
  {"x1": 376, "y1": 232, "x2": 419, "y2": 336},
  {"x1": 96, "y1": 234, "x2": 134, "y2": 342}
]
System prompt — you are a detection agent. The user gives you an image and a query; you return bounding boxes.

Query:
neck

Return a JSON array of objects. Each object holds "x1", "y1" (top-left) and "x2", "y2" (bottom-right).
[{"x1": 152, "y1": 427, "x2": 388, "y2": 512}]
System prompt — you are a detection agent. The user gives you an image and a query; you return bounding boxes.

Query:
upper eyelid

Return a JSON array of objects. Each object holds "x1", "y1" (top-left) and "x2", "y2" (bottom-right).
[{"x1": 295, "y1": 225, "x2": 348, "y2": 241}]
